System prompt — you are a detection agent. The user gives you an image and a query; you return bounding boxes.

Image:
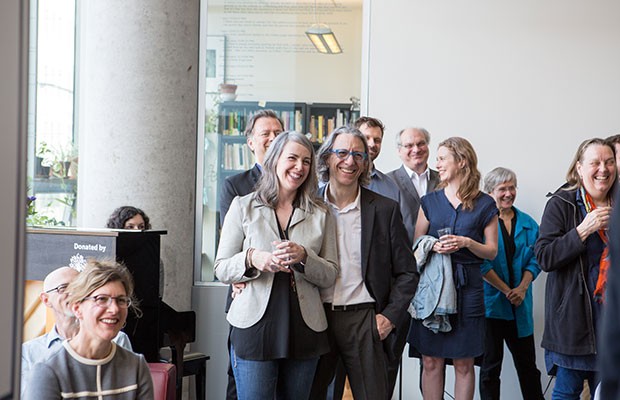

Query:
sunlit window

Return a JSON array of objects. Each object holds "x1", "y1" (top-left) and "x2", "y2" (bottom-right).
[{"x1": 27, "y1": 0, "x2": 78, "y2": 227}]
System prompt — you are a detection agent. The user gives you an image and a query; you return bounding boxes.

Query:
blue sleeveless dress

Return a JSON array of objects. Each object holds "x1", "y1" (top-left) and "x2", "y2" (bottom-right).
[{"x1": 408, "y1": 189, "x2": 498, "y2": 358}]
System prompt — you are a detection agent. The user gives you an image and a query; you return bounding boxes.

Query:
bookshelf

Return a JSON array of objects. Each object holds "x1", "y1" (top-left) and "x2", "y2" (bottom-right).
[{"x1": 306, "y1": 103, "x2": 360, "y2": 145}]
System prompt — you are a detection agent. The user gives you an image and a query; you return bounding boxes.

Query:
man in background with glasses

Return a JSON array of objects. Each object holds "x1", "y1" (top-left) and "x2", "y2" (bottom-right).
[
  {"x1": 388, "y1": 127, "x2": 440, "y2": 243},
  {"x1": 310, "y1": 126, "x2": 418, "y2": 399},
  {"x1": 21, "y1": 266, "x2": 132, "y2": 396}
]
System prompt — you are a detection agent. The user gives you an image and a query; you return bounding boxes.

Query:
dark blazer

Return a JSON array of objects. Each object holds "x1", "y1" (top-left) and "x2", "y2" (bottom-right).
[
  {"x1": 387, "y1": 165, "x2": 440, "y2": 244},
  {"x1": 321, "y1": 186, "x2": 419, "y2": 359},
  {"x1": 219, "y1": 164, "x2": 262, "y2": 225},
  {"x1": 599, "y1": 187, "x2": 620, "y2": 398}
]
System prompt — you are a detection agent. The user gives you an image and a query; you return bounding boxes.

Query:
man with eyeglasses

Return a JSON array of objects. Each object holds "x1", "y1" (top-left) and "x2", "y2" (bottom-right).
[
  {"x1": 21, "y1": 266, "x2": 132, "y2": 397},
  {"x1": 388, "y1": 127, "x2": 440, "y2": 243},
  {"x1": 310, "y1": 126, "x2": 418, "y2": 399}
]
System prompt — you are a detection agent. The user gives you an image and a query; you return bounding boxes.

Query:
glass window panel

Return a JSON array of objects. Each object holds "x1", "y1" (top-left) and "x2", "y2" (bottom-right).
[
  {"x1": 27, "y1": 0, "x2": 77, "y2": 228},
  {"x1": 197, "y1": 0, "x2": 362, "y2": 282}
]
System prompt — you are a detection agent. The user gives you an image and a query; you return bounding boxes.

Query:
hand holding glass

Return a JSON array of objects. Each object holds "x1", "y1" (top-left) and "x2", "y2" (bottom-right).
[{"x1": 437, "y1": 227, "x2": 452, "y2": 242}]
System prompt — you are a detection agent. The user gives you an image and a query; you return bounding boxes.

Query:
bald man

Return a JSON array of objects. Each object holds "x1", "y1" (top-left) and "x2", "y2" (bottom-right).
[{"x1": 21, "y1": 266, "x2": 132, "y2": 396}]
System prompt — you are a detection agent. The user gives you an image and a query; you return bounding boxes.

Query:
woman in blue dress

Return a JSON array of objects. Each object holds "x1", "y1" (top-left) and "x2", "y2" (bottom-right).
[{"x1": 408, "y1": 137, "x2": 499, "y2": 400}]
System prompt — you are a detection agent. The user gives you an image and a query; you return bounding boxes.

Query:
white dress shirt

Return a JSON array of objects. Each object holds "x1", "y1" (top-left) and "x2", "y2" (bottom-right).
[
  {"x1": 321, "y1": 185, "x2": 375, "y2": 306},
  {"x1": 404, "y1": 165, "x2": 430, "y2": 197}
]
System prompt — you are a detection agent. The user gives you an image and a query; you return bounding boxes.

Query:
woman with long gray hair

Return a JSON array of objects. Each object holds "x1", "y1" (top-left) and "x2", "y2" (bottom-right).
[{"x1": 215, "y1": 131, "x2": 339, "y2": 399}]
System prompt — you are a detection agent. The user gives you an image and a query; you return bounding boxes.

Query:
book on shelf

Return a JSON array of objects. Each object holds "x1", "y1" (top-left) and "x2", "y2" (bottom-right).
[
  {"x1": 219, "y1": 106, "x2": 305, "y2": 136},
  {"x1": 309, "y1": 116, "x2": 317, "y2": 142},
  {"x1": 222, "y1": 142, "x2": 254, "y2": 170}
]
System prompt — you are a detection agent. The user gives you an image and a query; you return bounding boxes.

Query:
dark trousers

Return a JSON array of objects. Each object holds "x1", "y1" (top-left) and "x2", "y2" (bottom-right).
[
  {"x1": 479, "y1": 318, "x2": 544, "y2": 400},
  {"x1": 386, "y1": 313, "x2": 410, "y2": 399},
  {"x1": 328, "y1": 315, "x2": 410, "y2": 400},
  {"x1": 310, "y1": 306, "x2": 389, "y2": 400}
]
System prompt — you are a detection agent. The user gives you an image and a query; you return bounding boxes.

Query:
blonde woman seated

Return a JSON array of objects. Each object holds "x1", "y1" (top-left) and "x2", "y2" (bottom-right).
[
  {"x1": 215, "y1": 131, "x2": 339, "y2": 400},
  {"x1": 25, "y1": 260, "x2": 153, "y2": 400}
]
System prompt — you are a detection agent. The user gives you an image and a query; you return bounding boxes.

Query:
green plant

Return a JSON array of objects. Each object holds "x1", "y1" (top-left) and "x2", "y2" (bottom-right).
[
  {"x1": 37, "y1": 141, "x2": 77, "y2": 178},
  {"x1": 36, "y1": 141, "x2": 52, "y2": 158},
  {"x1": 205, "y1": 94, "x2": 221, "y2": 133},
  {"x1": 26, "y1": 194, "x2": 66, "y2": 227}
]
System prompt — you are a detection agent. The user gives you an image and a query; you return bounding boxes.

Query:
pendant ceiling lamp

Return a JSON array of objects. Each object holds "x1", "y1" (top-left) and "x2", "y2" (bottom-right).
[{"x1": 305, "y1": 0, "x2": 342, "y2": 54}]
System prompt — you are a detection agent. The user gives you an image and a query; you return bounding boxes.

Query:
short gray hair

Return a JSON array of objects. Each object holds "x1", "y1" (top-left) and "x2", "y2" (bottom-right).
[
  {"x1": 396, "y1": 127, "x2": 431, "y2": 146},
  {"x1": 316, "y1": 126, "x2": 371, "y2": 186},
  {"x1": 483, "y1": 167, "x2": 518, "y2": 193}
]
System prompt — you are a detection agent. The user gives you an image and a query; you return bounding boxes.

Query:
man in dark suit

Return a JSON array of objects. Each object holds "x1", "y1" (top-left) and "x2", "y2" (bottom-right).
[
  {"x1": 310, "y1": 126, "x2": 418, "y2": 399},
  {"x1": 218, "y1": 109, "x2": 283, "y2": 400},
  {"x1": 387, "y1": 127, "x2": 440, "y2": 243},
  {"x1": 219, "y1": 110, "x2": 284, "y2": 225}
]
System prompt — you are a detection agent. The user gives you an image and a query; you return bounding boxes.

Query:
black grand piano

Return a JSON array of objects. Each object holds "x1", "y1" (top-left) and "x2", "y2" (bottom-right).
[{"x1": 26, "y1": 228, "x2": 197, "y2": 381}]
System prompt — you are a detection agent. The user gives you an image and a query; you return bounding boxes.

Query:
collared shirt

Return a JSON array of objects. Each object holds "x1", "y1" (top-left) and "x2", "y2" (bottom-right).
[
  {"x1": 404, "y1": 164, "x2": 430, "y2": 197},
  {"x1": 321, "y1": 184, "x2": 375, "y2": 306},
  {"x1": 366, "y1": 167, "x2": 400, "y2": 202},
  {"x1": 21, "y1": 325, "x2": 133, "y2": 397}
]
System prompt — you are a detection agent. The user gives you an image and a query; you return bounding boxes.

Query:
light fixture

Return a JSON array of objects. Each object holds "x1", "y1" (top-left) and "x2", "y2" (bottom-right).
[{"x1": 305, "y1": 1, "x2": 342, "y2": 54}]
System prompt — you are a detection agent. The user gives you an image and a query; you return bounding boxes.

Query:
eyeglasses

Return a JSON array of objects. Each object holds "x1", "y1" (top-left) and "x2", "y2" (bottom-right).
[
  {"x1": 46, "y1": 283, "x2": 69, "y2": 294},
  {"x1": 82, "y1": 295, "x2": 132, "y2": 309},
  {"x1": 329, "y1": 149, "x2": 368, "y2": 162},
  {"x1": 398, "y1": 142, "x2": 427, "y2": 150}
]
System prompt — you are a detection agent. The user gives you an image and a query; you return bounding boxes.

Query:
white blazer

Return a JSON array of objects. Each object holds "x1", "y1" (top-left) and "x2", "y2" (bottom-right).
[{"x1": 214, "y1": 193, "x2": 339, "y2": 332}]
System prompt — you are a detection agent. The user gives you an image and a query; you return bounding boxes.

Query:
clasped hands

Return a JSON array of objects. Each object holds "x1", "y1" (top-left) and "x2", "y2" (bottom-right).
[
  {"x1": 251, "y1": 240, "x2": 307, "y2": 273},
  {"x1": 505, "y1": 286, "x2": 526, "y2": 306},
  {"x1": 232, "y1": 241, "x2": 307, "y2": 298}
]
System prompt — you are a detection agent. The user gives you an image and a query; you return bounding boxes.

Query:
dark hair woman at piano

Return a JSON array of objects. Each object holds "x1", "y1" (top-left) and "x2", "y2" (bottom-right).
[
  {"x1": 106, "y1": 205, "x2": 164, "y2": 296},
  {"x1": 215, "y1": 131, "x2": 339, "y2": 400},
  {"x1": 106, "y1": 205, "x2": 151, "y2": 230},
  {"x1": 25, "y1": 260, "x2": 154, "y2": 400}
]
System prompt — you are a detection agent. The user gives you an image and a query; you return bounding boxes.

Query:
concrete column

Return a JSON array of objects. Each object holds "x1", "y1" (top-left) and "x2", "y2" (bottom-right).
[{"x1": 75, "y1": 0, "x2": 199, "y2": 310}]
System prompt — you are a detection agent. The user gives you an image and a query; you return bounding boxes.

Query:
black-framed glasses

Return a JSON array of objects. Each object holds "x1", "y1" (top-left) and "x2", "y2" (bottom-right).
[
  {"x1": 46, "y1": 283, "x2": 69, "y2": 294},
  {"x1": 329, "y1": 149, "x2": 368, "y2": 162},
  {"x1": 82, "y1": 294, "x2": 132, "y2": 309}
]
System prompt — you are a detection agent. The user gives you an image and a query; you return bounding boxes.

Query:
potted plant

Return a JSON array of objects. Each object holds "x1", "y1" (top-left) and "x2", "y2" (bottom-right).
[
  {"x1": 40, "y1": 142, "x2": 77, "y2": 179},
  {"x1": 218, "y1": 83, "x2": 238, "y2": 102},
  {"x1": 35, "y1": 141, "x2": 52, "y2": 178}
]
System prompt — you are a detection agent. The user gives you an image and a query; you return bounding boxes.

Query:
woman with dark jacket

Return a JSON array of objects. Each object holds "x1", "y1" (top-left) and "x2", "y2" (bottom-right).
[{"x1": 535, "y1": 138, "x2": 616, "y2": 399}]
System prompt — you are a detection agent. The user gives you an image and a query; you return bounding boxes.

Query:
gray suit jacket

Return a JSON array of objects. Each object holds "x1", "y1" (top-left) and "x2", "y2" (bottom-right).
[
  {"x1": 387, "y1": 166, "x2": 440, "y2": 245},
  {"x1": 214, "y1": 193, "x2": 339, "y2": 332}
]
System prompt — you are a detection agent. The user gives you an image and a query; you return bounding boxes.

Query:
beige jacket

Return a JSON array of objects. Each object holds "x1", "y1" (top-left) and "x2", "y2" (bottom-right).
[{"x1": 214, "y1": 193, "x2": 339, "y2": 332}]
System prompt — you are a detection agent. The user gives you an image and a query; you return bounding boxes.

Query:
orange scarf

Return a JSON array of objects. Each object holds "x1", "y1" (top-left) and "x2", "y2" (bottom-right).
[{"x1": 582, "y1": 188, "x2": 610, "y2": 304}]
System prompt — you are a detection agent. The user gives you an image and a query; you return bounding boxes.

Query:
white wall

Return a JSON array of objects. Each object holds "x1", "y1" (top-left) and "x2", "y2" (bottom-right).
[{"x1": 366, "y1": 1, "x2": 620, "y2": 398}]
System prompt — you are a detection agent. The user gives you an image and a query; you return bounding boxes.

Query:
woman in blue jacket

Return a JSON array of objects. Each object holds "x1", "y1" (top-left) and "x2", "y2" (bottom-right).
[{"x1": 479, "y1": 167, "x2": 544, "y2": 399}]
